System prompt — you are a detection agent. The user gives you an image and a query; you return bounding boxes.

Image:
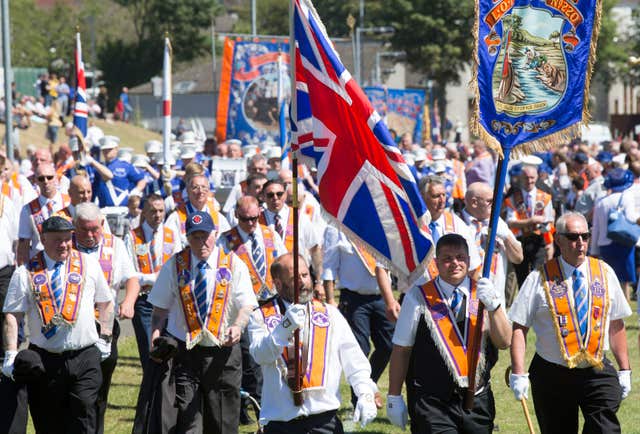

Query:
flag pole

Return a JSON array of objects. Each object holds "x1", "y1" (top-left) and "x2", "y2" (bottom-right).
[
  {"x1": 289, "y1": 0, "x2": 303, "y2": 407},
  {"x1": 464, "y1": 145, "x2": 511, "y2": 409},
  {"x1": 162, "y1": 33, "x2": 172, "y2": 173}
]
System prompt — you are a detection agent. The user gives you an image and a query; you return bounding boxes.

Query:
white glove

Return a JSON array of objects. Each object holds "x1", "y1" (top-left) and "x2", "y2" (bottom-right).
[
  {"x1": 618, "y1": 370, "x2": 631, "y2": 399},
  {"x1": 84, "y1": 154, "x2": 95, "y2": 165},
  {"x1": 386, "y1": 394, "x2": 407, "y2": 430},
  {"x1": 477, "y1": 277, "x2": 501, "y2": 312},
  {"x1": 509, "y1": 373, "x2": 530, "y2": 400},
  {"x1": 95, "y1": 338, "x2": 111, "y2": 361},
  {"x1": 353, "y1": 391, "x2": 377, "y2": 427},
  {"x1": 272, "y1": 304, "x2": 306, "y2": 346},
  {"x1": 2, "y1": 350, "x2": 17, "y2": 379}
]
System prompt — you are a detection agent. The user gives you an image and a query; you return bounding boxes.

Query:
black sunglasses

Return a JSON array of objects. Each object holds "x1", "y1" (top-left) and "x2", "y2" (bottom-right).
[
  {"x1": 37, "y1": 175, "x2": 54, "y2": 182},
  {"x1": 266, "y1": 191, "x2": 285, "y2": 199},
  {"x1": 560, "y1": 232, "x2": 590, "y2": 241},
  {"x1": 238, "y1": 215, "x2": 259, "y2": 223}
]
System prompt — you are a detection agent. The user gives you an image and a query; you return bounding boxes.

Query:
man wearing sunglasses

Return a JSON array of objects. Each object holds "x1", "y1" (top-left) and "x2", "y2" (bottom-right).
[
  {"x1": 260, "y1": 180, "x2": 324, "y2": 299},
  {"x1": 17, "y1": 163, "x2": 70, "y2": 265},
  {"x1": 509, "y1": 212, "x2": 631, "y2": 434}
]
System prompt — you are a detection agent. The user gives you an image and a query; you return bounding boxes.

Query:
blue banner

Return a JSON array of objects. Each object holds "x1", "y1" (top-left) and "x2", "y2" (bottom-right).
[
  {"x1": 473, "y1": 0, "x2": 600, "y2": 153},
  {"x1": 365, "y1": 87, "x2": 426, "y2": 144},
  {"x1": 215, "y1": 38, "x2": 290, "y2": 147}
]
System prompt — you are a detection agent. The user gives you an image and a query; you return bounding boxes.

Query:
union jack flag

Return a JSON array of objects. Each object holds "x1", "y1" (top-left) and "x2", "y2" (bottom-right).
[
  {"x1": 291, "y1": 0, "x2": 432, "y2": 279},
  {"x1": 73, "y1": 32, "x2": 88, "y2": 136}
]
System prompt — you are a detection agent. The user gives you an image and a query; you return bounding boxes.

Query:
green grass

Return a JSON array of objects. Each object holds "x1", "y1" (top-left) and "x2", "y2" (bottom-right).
[{"x1": 26, "y1": 305, "x2": 640, "y2": 433}]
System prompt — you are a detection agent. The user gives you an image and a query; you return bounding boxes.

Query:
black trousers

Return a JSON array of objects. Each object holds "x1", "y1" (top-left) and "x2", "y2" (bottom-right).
[
  {"x1": 264, "y1": 410, "x2": 344, "y2": 434},
  {"x1": 530, "y1": 354, "x2": 622, "y2": 434},
  {"x1": 413, "y1": 386, "x2": 495, "y2": 434},
  {"x1": 240, "y1": 329, "x2": 262, "y2": 420},
  {"x1": 0, "y1": 375, "x2": 27, "y2": 434},
  {"x1": 28, "y1": 344, "x2": 102, "y2": 434},
  {"x1": 514, "y1": 234, "x2": 547, "y2": 286},
  {"x1": 95, "y1": 319, "x2": 120, "y2": 434},
  {"x1": 174, "y1": 342, "x2": 242, "y2": 434}
]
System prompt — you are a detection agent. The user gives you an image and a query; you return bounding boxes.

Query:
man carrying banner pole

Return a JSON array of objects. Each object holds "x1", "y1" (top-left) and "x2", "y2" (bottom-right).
[{"x1": 471, "y1": 0, "x2": 612, "y2": 429}]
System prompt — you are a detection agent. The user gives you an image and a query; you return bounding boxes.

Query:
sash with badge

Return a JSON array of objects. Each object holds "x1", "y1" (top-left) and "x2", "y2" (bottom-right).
[
  {"x1": 418, "y1": 279, "x2": 486, "y2": 388},
  {"x1": 29, "y1": 194, "x2": 71, "y2": 234},
  {"x1": 260, "y1": 299, "x2": 331, "y2": 394},
  {"x1": 260, "y1": 210, "x2": 295, "y2": 252},
  {"x1": 132, "y1": 226, "x2": 175, "y2": 274},
  {"x1": 222, "y1": 226, "x2": 276, "y2": 300},
  {"x1": 176, "y1": 247, "x2": 233, "y2": 349},
  {"x1": 541, "y1": 258, "x2": 608, "y2": 369},
  {"x1": 29, "y1": 250, "x2": 85, "y2": 339},
  {"x1": 97, "y1": 233, "x2": 115, "y2": 286},
  {"x1": 177, "y1": 200, "x2": 220, "y2": 234}
]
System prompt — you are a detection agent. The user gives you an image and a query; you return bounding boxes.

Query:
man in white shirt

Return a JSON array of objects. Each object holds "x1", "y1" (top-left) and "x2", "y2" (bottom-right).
[
  {"x1": 125, "y1": 193, "x2": 181, "y2": 367},
  {"x1": 248, "y1": 253, "x2": 377, "y2": 432},
  {"x1": 149, "y1": 210, "x2": 257, "y2": 433},
  {"x1": 72, "y1": 202, "x2": 140, "y2": 434},
  {"x1": 387, "y1": 234, "x2": 511, "y2": 432},
  {"x1": 509, "y1": 212, "x2": 631, "y2": 434},
  {"x1": 17, "y1": 163, "x2": 70, "y2": 264},
  {"x1": 2, "y1": 216, "x2": 113, "y2": 434}
]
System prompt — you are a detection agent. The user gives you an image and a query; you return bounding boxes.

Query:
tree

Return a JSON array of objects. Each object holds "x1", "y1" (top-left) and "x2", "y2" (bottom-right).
[{"x1": 369, "y1": 0, "x2": 475, "y2": 125}]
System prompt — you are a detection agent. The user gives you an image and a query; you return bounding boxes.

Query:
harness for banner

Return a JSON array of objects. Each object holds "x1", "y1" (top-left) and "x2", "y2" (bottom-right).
[{"x1": 467, "y1": 0, "x2": 603, "y2": 409}]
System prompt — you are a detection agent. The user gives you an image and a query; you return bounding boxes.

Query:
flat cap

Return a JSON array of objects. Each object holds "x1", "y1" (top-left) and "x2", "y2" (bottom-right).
[{"x1": 42, "y1": 216, "x2": 74, "y2": 233}]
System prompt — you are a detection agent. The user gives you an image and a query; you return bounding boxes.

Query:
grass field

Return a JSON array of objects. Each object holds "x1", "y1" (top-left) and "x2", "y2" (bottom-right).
[{"x1": 27, "y1": 303, "x2": 635, "y2": 434}]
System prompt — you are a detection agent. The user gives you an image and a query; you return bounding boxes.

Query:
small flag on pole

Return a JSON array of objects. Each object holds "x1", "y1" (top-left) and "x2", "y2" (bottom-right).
[{"x1": 73, "y1": 32, "x2": 88, "y2": 137}]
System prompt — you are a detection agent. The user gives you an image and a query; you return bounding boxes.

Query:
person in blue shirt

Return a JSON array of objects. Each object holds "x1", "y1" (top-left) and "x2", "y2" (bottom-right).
[{"x1": 94, "y1": 135, "x2": 146, "y2": 207}]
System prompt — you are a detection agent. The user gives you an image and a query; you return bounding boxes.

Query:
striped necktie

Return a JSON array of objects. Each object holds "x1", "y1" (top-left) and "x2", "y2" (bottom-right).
[
  {"x1": 274, "y1": 214, "x2": 284, "y2": 239},
  {"x1": 429, "y1": 221, "x2": 440, "y2": 245},
  {"x1": 150, "y1": 229, "x2": 158, "y2": 270},
  {"x1": 51, "y1": 261, "x2": 63, "y2": 308},
  {"x1": 573, "y1": 269, "x2": 588, "y2": 341},
  {"x1": 450, "y1": 287, "x2": 464, "y2": 318},
  {"x1": 194, "y1": 260, "x2": 209, "y2": 321},
  {"x1": 249, "y1": 232, "x2": 266, "y2": 279}
]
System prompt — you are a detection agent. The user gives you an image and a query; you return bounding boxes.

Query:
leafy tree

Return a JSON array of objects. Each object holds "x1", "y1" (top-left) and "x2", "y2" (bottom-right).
[{"x1": 598, "y1": 0, "x2": 635, "y2": 90}]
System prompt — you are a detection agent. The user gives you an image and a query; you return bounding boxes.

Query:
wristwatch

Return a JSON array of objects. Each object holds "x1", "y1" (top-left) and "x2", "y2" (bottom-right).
[{"x1": 99, "y1": 333, "x2": 113, "y2": 343}]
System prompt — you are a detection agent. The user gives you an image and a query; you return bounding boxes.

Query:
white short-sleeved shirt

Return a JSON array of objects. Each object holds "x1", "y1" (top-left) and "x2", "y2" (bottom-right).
[
  {"x1": 248, "y1": 299, "x2": 373, "y2": 423},
  {"x1": 165, "y1": 202, "x2": 231, "y2": 247},
  {"x1": 590, "y1": 191, "x2": 640, "y2": 255},
  {"x1": 124, "y1": 222, "x2": 182, "y2": 287},
  {"x1": 263, "y1": 205, "x2": 321, "y2": 262},
  {"x1": 0, "y1": 195, "x2": 18, "y2": 268},
  {"x1": 505, "y1": 187, "x2": 554, "y2": 225},
  {"x1": 3, "y1": 252, "x2": 112, "y2": 353},
  {"x1": 148, "y1": 247, "x2": 257, "y2": 346},
  {"x1": 509, "y1": 256, "x2": 632, "y2": 367}
]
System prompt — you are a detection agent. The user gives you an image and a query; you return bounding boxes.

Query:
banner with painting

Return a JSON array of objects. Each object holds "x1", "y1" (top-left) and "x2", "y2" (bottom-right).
[
  {"x1": 364, "y1": 87, "x2": 426, "y2": 145},
  {"x1": 215, "y1": 37, "x2": 290, "y2": 147}
]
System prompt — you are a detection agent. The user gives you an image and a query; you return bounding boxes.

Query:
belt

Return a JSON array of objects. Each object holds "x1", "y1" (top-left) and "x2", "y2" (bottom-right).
[
  {"x1": 30, "y1": 343, "x2": 95, "y2": 358},
  {"x1": 292, "y1": 409, "x2": 337, "y2": 422},
  {"x1": 340, "y1": 288, "x2": 380, "y2": 297}
]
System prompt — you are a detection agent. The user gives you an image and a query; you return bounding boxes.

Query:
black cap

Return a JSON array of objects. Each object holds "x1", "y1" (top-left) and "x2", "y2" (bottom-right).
[
  {"x1": 13, "y1": 349, "x2": 45, "y2": 383},
  {"x1": 41, "y1": 216, "x2": 74, "y2": 233}
]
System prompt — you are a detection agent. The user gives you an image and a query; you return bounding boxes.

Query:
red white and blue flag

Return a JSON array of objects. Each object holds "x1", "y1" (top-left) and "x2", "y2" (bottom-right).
[
  {"x1": 291, "y1": 0, "x2": 432, "y2": 280},
  {"x1": 73, "y1": 32, "x2": 88, "y2": 137}
]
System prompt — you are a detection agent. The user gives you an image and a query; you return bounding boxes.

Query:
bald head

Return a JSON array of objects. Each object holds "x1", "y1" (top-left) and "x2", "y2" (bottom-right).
[
  {"x1": 69, "y1": 175, "x2": 93, "y2": 205},
  {"x1": 465, "y1": 182, "x2": 493, "y2": 220}
]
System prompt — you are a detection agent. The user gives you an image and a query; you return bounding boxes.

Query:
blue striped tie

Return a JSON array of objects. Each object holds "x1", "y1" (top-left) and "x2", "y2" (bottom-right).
[
  {"x1": 194, "y1": 260, "x2": 209, "y2": 320},
  {"x1": 51, "y1": 261, "x2": 63, "y2": 308},
  {"x1": 250, "y1": 233, "x2": 266, "y2": 279},
  {"x1": 451, "y1": 287, "x2": 463, "y2": 318},
  {"x1": 573, "y1": 269, "x2": 588, "y2": 341},
  {"x1": 429, "y1": 222, "x2": 440, "y2": 245}
]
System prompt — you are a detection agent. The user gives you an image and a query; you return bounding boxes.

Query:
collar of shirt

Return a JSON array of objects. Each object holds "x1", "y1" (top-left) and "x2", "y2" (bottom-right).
[
  {"x1": 558, "y1": 256, "x2": 589, "y2": 284},
  {"x1": 190, "y1": 249, "x2": 218, "y2": 274},
  {"x1": 39, "y1": 192, "x2": 62, "y2": 208},
  {"x1": 461, "y1": 209, "x2": 486, "y2": 228},
  {"x1": 265, "y1": 205, "x2": 289, "y2": 224},
  {"x1": 43, "y1": 251, "x2": 63, "y2": 270},
  {"x1": 435, "y1": 276, "x2": 470, "y2": 300},
  {"x1": 236, "y1": 226, "x2": 260, "y2": 244},
  {"x1": 142, "y1": 220, "x2": 161, "y2": 241}
]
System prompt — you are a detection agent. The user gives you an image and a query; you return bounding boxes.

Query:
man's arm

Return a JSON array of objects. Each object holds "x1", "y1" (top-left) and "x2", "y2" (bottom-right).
[
  {"x1": 503, "y1": 235, "x2": 524, "y2": 265},
  {"x1": 96, "y1": 300, "x2": 114, "y2": 336},
  {"x1": 487, "y1": 307, "x2": 512, "y2": 349},
  {"x1": 377, "y1": 267, "x2": 400, "y2": 322},
  {"x1": 310, "y1": 244, "x2": 324, "y2": 300},
  {"x1": 388, "y1": 345, "x2": 412, "y2": 395},
  {"x1": 2, "y1": 312, "x2": 23, "y2": 351},
  {"x1": 324, "y1": 279, "x2": 337, "y2": 306},
  {"x1": 119, "y1": 277, "x2": 140, "y2": 319},
  {"x1": 609, "y1": 319, "x2": 631, "y2": 370},
  {"x1": 149, "y1": 307, "x2": 169, "y2": 361},
  {"x1": 510, "y1": 323, "x2": 529, "y2": 374},
  {"x1": 223, "y1": 305, "x2": 253, "y2": 346},
  {"x1": 86, "y1": 157, "x2": 114, "y2": 181}
]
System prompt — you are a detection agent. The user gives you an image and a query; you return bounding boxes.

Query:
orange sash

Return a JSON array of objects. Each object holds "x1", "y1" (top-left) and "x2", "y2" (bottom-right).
[
  {"x1": 10, "y1": 172, "x2": 22, "y2": 196},
  {"x1": 541, "y1": 258, "x2": 608, "y2": 369},
  {"x1": 452, "y1": 160, "x2": 466, "y2": 200},
  {"x1": 259, "y1": 298, "x2": 330, "y2": 390},
  {"x1": 259, "y1": 209, "x2": 295, "y2": 251},
  {"x1": 221, "y1": 225, "x2": 277, "y2": 299},
  {"x1": 505, "y1": 189, "x2": 553, "y2": 242},
  {"x1": 29, "y1": 250, "x2": 84, "y2": 338},
  {"x1": 53, "y1": 206, "x2": 73, "y2": 221},
  {"x1": 176, "y1": 247, "x2": 233, "y2": 349},
  {"x1": 1, "y1": 181, "x2": 11, "y2": 199},
  {"x1": 29, "y1": 194, "x2": 71, "y2": 234},
  {"x1": 132, "y1": 226, "x2": 175, "y2": 274},
  {"x1": 98, "y1": 233, "x2": 115, "y2": 286},
  {"x1": 176, "y1": 199, "x2": 221, "y2": 235},
  {"x1": 418, "y1": 279, "x2": 485, "y2": 387}
]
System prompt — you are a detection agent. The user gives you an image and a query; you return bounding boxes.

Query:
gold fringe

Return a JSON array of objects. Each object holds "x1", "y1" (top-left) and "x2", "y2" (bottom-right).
[{"x1": 470, "y1": 0, "x2": 604, "y2": 159}]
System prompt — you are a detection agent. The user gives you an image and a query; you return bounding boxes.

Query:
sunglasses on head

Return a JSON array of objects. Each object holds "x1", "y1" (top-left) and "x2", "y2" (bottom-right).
[
  {"x1": 238, "y1": 215, "x2": 259, "y2": 223},
  {"x1": 266, "y1": 191, "x2": 285, "y2": 199},
  {"x1": 37, "y1": 175, "x2": 54, "y2": 182},
  {"x1": 561, "y1": 232, "x2": 590, "y2": 241}
]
